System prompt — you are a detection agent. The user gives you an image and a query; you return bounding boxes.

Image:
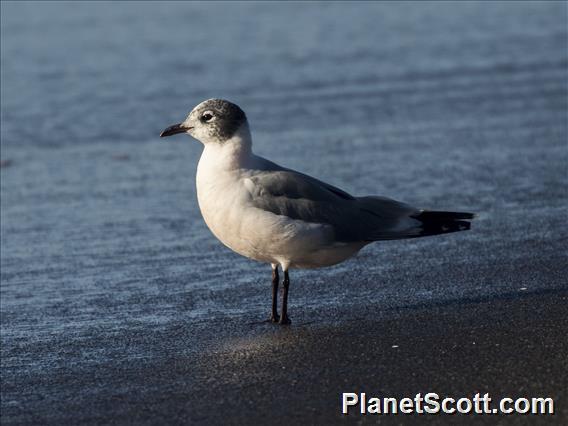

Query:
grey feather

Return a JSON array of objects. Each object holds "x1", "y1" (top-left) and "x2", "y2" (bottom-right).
[{"x1": 247, "y1": 159, "x2": 424, "y2": 242}]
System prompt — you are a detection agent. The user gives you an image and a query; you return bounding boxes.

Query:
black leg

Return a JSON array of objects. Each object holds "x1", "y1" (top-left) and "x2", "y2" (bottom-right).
[
  {"x1": 279, "y1": 270, "x2": 291, "y2": 325},
  {"x1": 270, "y1": 266, "x2": 280, "y2": 323}
]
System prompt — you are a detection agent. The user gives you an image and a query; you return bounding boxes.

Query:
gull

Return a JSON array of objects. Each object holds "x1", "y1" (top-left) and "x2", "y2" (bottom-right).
[{"x1": 160, "y1": 99, "x2": 474, "y2": 325}]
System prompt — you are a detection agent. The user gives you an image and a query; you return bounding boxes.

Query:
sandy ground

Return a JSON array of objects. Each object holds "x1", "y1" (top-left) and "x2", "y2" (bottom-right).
[{"x1": 1, "y1": 2, "x2": 567, "y2": 424}]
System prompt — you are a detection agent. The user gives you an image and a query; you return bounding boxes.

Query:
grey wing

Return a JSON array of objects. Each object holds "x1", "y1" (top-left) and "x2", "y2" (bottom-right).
[{"x1": 247, "y1": 169, "x2": 422, "y2": 242}]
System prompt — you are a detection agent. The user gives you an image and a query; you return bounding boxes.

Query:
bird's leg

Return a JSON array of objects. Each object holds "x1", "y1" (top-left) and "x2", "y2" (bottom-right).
[
  {"x1": 279, "y1": 270, "x2": 291, "y2": 325},
  {"x1": 270, "y1": 265, "x2": 280, "y2": 323}
]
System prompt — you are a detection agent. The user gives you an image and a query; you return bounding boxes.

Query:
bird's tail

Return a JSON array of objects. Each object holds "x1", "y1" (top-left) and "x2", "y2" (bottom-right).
[
  {"x1": 410, "y1": 210, "x2": 474, "y2": 237},
  {"x1": 356, "y1": 196, "x2": 475, "y2": 241}
]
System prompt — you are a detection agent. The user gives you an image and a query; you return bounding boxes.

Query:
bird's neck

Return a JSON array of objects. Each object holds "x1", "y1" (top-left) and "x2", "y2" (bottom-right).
[{"x1": 200, "y1": 123, "x2": 253, "y2": 171}]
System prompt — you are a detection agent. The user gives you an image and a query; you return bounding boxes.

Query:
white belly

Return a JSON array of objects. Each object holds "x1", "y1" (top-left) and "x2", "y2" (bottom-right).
[{"x1": 195, "y1": 167, "x2": 364, "y2": 269}]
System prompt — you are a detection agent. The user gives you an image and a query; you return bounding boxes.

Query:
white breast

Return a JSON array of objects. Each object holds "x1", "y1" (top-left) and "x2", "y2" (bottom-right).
[{"x1": 195, "y1": 144, "x2": 364, "y2": 269}]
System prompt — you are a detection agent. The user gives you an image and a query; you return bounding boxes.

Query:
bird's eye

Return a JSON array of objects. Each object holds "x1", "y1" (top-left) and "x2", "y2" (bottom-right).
[{"x1": 201, "y1": 112, "x2": 214, "y2": 122}]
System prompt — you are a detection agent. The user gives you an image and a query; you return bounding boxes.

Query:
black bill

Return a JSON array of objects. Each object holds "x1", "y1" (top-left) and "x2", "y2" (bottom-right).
[{"x1": 160, "y1": 123, "x2": 191, "y2": 137}]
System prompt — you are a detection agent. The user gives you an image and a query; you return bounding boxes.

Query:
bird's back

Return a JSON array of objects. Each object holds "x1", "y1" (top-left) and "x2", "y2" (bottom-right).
[{"x1": 197, "y1": 148, "x2": 473, "y2": 268}]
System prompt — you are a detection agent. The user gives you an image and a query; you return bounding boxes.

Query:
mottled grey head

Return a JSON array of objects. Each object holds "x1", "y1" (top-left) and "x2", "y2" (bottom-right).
[{"x1": 160, "y1": 99, "x2": 247, "y2": 144}]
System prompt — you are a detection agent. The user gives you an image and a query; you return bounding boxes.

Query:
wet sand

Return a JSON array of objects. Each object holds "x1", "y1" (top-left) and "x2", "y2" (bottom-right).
[
  {"x1": 2, "y1": 287, "x2": 566, "y2": 424},
  {"x1": 1, "y1": 1, "x2": 567, "y2": 424}
]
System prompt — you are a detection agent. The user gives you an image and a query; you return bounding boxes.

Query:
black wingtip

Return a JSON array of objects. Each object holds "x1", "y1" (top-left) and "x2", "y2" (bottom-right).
[{"x1": 412, "y1": 210, "x2": 475, "y2": 237}]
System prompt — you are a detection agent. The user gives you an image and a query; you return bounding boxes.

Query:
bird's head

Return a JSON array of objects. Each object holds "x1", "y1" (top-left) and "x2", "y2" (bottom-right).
[{"x1": 160, "y1": 98, "x2": 248, "y2": 145}]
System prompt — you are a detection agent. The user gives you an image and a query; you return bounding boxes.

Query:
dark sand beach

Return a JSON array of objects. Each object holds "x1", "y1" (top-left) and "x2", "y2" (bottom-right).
[{"x1": 1, "y1": 2, "x2": 567, "y2": 424}]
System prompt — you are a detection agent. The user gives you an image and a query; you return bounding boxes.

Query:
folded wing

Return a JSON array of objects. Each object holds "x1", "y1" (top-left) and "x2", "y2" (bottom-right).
[{"x1": 246, "y1": 167, "x2": 459, "y2": 243}]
